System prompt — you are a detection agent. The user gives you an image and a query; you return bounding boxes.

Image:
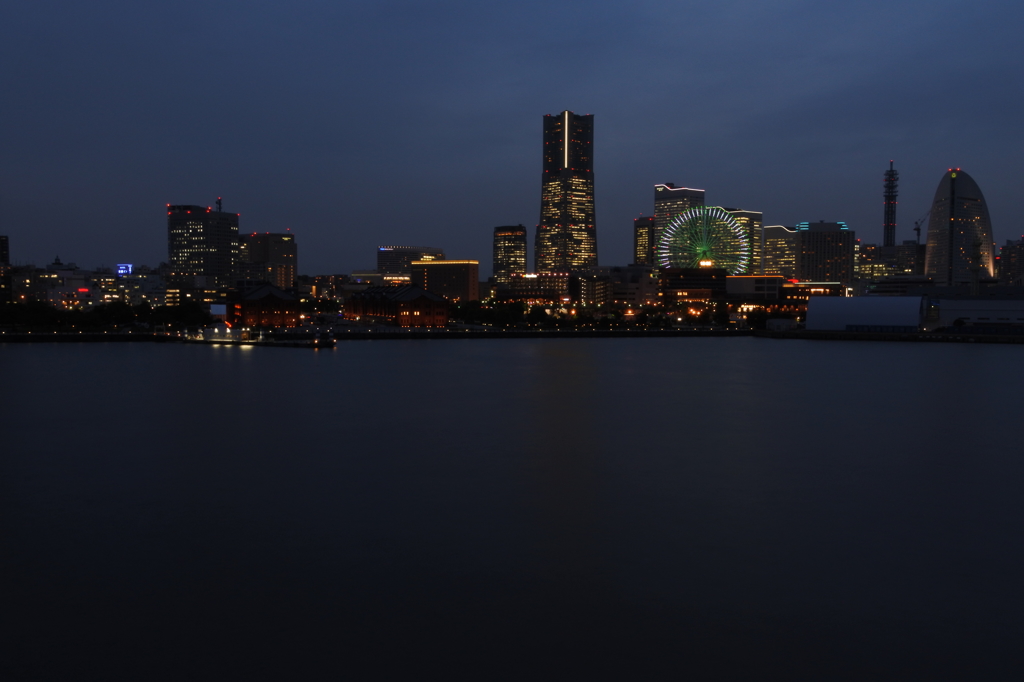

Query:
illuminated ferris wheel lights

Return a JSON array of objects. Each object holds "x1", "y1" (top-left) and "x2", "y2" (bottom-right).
[{"x1": 657, "y1": 206, "x2": 751, "y2": 275}]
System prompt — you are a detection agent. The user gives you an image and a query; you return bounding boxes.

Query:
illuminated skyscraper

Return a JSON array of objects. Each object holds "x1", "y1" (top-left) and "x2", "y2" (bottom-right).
[
  {"x1": 796, "y1": 221, "x2": 855, "y2": 284},
  {"x1": 633, "y1": 216, "x2": 656, "y2": 265},
  {"x1": 240, "y1": 232, "x2": 298, "y2": 289},
  {"x1": 167, "y1": 204, "x2": 239, "y2": 287},
  {"x1": 924, "y1": 169, "x2": 995, "y2": 286},
  {"x1": 724, "y1": 208, "x2": 763, "y2": 275},
  {"x1": 536, "y1": 111, "x2": 596, "y2": 273},
  {"x1": 762, "y1": 225, "x2": 799, "y2": 279},
  {"x1": 493, "y1": 225, "x2": 527, "y2": 284},
  {"x1": 654, "y1": 184, "x2": 704, "y2": 256}
]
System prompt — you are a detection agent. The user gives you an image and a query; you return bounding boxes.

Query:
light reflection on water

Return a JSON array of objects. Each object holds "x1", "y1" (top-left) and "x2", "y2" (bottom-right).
[{"x1": 3, "y1": 338, "x2": 1024, "y2": 679}]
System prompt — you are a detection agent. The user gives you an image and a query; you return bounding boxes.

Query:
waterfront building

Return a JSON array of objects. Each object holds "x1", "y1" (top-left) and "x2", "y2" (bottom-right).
[
  {"x1": 658, "y1": 267, "x2": 728, "y2": 304},
  {"x1": 924, "y1": 169, "x2": 995, "y2": 286},
  {"x1": 411, "y1": 260, "x2": 479, "y2": 302},
  {"x1": 726, "y1": 276, "x2": 786, "y2": 300},
  {"x1": 239, "y1": 232, "x2": 297, "y2": 290},
  {"x1": 493, "y1": 226, "x2": 527, "y2": 284},
  {"x1": 762, "y1": 225, "x2": 799, "y2": 279},
  {"x1": 536, "y1": 111, "x2": 596, "y2": 273},
  {"x1": 167, "y1": 204, "x2": 240, "y2": 287},
  {"x1": 377, "y1": 246, "x2": 444, "y2": 276},
  {"x1": 654, "y1": 184, "x2": 705, "y2": 258},
  {"x1": 806, "y1": 296, "x2": 922, "y2": 332},
  {"x1": 922, "y1": 292, "x2": 1024, "y2": 332},
  {"x1": 344, "y1": 285, "x2": 449, "y2": 327},
  {"x1": 496, "y1": 273, "x2": 571, "y2": 305},
  {"x1": 231, "y1": 284, "x2": 300, "y2": 328},
  {"x1": 781, "y1": 281, "x2": 844, "y2": 302},
  {"x1": 797, "y1": 221, "x2": 855, "y2": 284},
  {"x1": 724, "y1": 208, "x2": 763, "y2": 275},
  {"x1": 633, "y1": 216, "x2": 656, "y2": 266},
  {"x1": 592, "y1": 265, "x2": 659, "y2": 306},
  {"x1": 570, "y1": 273, "x2": 613, "y2": 306}
]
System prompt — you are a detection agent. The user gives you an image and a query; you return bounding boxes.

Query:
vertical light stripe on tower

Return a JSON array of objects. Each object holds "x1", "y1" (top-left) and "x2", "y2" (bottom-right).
[{"x1": 564, "y1": 111, "x2": 569, "y2": 169}]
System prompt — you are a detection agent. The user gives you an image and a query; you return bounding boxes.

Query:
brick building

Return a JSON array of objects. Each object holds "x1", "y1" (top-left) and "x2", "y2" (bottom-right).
[{"x1": 344, "y1": 285, "x2": 448, "y2": 327}]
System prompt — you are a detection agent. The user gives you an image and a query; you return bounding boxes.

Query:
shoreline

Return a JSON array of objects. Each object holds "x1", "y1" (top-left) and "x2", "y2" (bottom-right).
[{"x1": 3, "y1": 328, "x2": 1024, "y2": 344}]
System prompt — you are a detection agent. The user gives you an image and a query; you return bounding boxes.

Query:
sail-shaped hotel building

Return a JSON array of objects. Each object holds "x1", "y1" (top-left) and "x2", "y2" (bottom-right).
[{"x1": 924, "y1": 169, "x2": 995, "y2": 285}]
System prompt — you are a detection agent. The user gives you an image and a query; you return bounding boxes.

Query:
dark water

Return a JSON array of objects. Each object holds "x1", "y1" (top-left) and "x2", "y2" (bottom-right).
[{"x1": 3, "y1": 338, "x2": 1023, "y2": 680}]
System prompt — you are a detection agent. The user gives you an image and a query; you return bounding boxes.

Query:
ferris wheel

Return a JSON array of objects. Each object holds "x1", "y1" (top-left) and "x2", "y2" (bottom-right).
[{"x1": 657, "y1": 206, "x2": 751, "y2": 274}]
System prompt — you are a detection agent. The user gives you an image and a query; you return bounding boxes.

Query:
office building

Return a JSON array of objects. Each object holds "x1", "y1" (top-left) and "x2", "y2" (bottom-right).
[
  {"x1": 493, "y1": 226, "x2": 527, "y2": 284},
  {"x1": 411, "y1": 260, "x2": 479, "y2": 302},
  {"x1": 633, "y1": 216, "x2": 656, "y2": 266},
  {"x1": 856, "y1": 243, "x2": 891, "y2": 281},
  {"x1": 924, "y1": 169, "x2": 995, "y2": 285},
  {"x1": 796, "y1": 221, "x2": 855, "y2": 284},
  {"x1": 167, "y1": 204, "x2": 239, "y2": 287},
  {"x1": 725, "y1": 276, "x2": 786, "y2": 300},
  {"x1": 0, "y1": 235, "x2": 8, "y2": 267},
  {"x1": 377, "y1": 246, "x2": 444, "y2": 276},
  {"x1": 761, "y1": 225, "x2": 799, "y2": 279},
  {"x1": 593, "y1": 265, "x2": 660, "y2": 306},
  {"x1": 659, "y1": 267, "x2": 729, "y2": 303},
  {"x1": 891, "y1": 240, "x2": 927, "y2": 276},
  {"x1": 496, "y1": 273, "x2": 571, "y2": 305},
  {"x1": 239, "y1": 232, "x2": 298, "y2": 290},
  {"x1": 724, "y1": 209, "x2": 763, "y2": 275},
  {"x1": 999, "y1": 239, "x2": 1024, "y2": 285},
  {"x1": 654, "y1": 184, "x2": 705, "y2": 257},
  {"x1": 536, "y1": 111, "x2": 596, "y2": 272}
]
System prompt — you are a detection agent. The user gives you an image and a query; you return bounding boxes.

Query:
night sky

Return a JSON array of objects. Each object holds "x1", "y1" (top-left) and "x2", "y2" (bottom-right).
[{"x1": 3, "y1": 0, "x2": 1024, "y2": 276}]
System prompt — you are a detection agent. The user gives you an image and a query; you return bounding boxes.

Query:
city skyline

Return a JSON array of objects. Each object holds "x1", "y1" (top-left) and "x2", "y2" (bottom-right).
[{"x1": 2, "y1": 2, "x2": 1024, "y2": 274}]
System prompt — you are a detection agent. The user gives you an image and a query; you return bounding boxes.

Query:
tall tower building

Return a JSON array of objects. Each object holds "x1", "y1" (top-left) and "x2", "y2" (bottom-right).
[
  {"x1": 493, "y1": 225, "x2": 527, "y2": 284},
  {"x1": 724, "y1": 208, "x2": 763, "y2": 275},
  {"x1": 654, "y1": 184, "x2": 705, "y2": 256},
  {"x1": 883, "y1": 161, "x2": 899, "y2": 247},
  {"x1": 924, "y1": 169, "x2": 995, "y2": 286},
  {"x1": 240, "y1": 232, "x2": 298, "y2": 290},
  {"x1": 536, "y1": 111, "x2": 596, "y2": 273},
  {"x1": 0, "y1": 235, "x2": 9, "y2": 267},
  {"x1": 633, "y1": 216, "x2": 656, "y2": 265},
  {"x1": 167, "y1": 204, "x2": 239, "y2": 287}
]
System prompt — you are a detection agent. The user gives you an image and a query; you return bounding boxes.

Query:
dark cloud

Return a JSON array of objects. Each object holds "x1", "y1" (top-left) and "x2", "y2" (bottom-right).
[{"x1": 2, "y1": 0, "x2": 1023, "y2": 273}]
